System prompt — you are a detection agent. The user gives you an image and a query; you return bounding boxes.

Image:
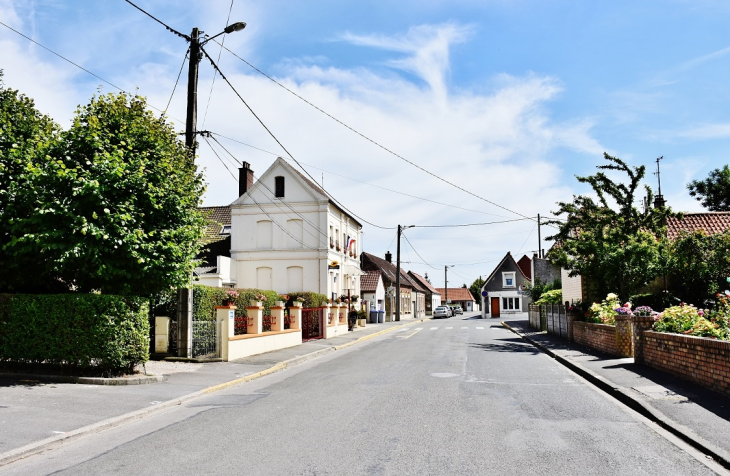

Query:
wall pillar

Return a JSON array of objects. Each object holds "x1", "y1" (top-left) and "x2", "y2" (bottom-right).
[
  {"x1": 631, "y1": 315, "x2": 655, "y2": 364},
  {"x1": 567, "y1": 311, "x2": 581, "y2": 342},
  {"x1": 615, "y1": 314, "x2": 633, "y2": 357},
  {"x1": 216, "y1": 306, "x2": 236, "y2": 362},
  {"x1": 289, "y1": 306, "x2": 302, "y2": 330},
  {"x1": 247, "y1": 304, "x2": 263, "y2": 335},
  {"x1": 270, "y1": 305, "x2": 285, "y2": 332}
]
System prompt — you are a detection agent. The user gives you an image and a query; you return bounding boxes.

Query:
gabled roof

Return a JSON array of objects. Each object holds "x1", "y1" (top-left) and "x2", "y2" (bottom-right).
[
  {"x1": 666, "y1": 212, "x2": 730, "y2": 240},
  {"x1": 362, "y1": 252, "x2": 415, "y2": 288},
  {"x1": 200, "y1": 206, "x2": 231, "y2": 244},
  {"x1": 408, "y1": 271, "x2": 441, "y2": 295},
  {"x1": 435, "y1": 288, "x2": 475, "y2": 302},
  {"x1": 483, "y1": 252, "x2": 531, "y2": 289},
  {"x1": 517, "y1": 255, "x2": 532, "y2": 280},
  {"x1": 360, "y1": 270, "x2": 382, "y2": 293},
  {"x1": 409, "y1": 274, "x2": 426, "y2": 294}
]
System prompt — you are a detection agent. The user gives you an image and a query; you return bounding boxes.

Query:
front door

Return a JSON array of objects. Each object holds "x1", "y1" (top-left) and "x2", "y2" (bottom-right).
[{"x1": 491, "y1": 297, "x2": 500, "y2": 318}]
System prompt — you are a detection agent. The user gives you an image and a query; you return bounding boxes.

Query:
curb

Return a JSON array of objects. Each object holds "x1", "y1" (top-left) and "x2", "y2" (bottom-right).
[
  {"x1": 0, "y1": 319, "x2": 417, "y2": 468},
  {"x1": 0, "y1": 373, "x2": 166, "y2": 386},
  {"x1": 501, "y1": 321, "x2": 730, "y2": 470}
]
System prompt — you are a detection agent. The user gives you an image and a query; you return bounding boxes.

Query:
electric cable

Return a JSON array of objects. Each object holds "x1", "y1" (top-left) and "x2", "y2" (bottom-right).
[
  {"x1": 199, "y1": 45, "x2": 396, "y2": 230},
  {"x1": 402, "y1": 231, "x2": 439, "y2": 270},
  {"x1": 202, "y1": 0, "x2": 235, "y2": 128},
  {"x1": 163, "y1": 48, "x2": 189, "y2": 116},
  {"x1": 211, "y1": 39, "x2": 536, "y2": 221},
  {"x1": 123, "y1": 0, "x2": 189, "y2": 39},
  {"x1": 516, "y1": 221, "x2": 537, "y2": 256},
  {"x1": 412, "y1": 217, "x2": 533, "y2": 228}
]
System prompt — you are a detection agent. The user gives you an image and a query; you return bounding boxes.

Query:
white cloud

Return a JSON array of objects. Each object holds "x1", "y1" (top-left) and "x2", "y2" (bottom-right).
[{"x1": 678, "y1": 123, "x2": 730, "y2": 140}]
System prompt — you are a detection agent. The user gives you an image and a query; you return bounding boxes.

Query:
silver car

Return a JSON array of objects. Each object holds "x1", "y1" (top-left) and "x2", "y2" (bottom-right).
[{"x1": 433, "y1": 306, "x2": 451, "y2": 319}]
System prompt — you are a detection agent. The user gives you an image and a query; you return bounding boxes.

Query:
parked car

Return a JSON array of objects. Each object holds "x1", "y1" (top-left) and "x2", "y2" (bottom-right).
[
  {"x1": 451, "y1": 305, "x2": 463, "y2": 315},
  {"x1": 433, "y1": 306, "x2": 451, "y2": 319}
]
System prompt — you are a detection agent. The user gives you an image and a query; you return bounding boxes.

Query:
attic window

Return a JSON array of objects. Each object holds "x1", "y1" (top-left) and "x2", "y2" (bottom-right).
[
  {"x1": 220, "y1": 225, "x2": 231, "y2": 235},
  {"x1": 502, "y1": 272, "x2": 516, "y2": 288},
  {"x1": 275, "y1": 176, "x2": 285, "y2": 198}
]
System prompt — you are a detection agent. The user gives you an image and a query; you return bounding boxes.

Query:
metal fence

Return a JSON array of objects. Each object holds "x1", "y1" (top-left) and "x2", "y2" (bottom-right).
[
  {"x1": 302, "y1": 308, "x2": 323, "y2": 341},
  {"x1": 168, "y1": 320, "x2": 178, "y2": 354},
  {"x1": 192, "y1": 320, "x2": 219, "y2": 359}
]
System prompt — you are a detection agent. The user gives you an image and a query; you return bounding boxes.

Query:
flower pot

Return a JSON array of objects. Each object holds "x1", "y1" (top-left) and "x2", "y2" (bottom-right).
[
  {"x1": 292, "y1": 301, "x2": 303, "y2": 307},
  {"x1": 250, "y1": 300, "x2": 262, "y2": 307},
  {"x1": 275, "y1": 301, "x2": 284, "y2": 308}
]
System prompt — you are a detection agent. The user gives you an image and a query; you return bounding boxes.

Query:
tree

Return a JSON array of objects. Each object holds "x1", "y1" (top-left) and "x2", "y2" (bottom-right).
[
  {"x1": 469, "y1": 277, "x2": 485, "y2": 303},
  {"x1": 667, "y1": 230, "x2": 730, "y2": 306},
  {"x1": 546, "y1": 153, "x2": 674, "y2": 302},
  {"x1": 1, "y1": 90, "x2": 206, "y2": 295},
  {"x1": 687, "y1": 165, "x2": 730, "y2": 211},
  {"x1": 0, "y1": 72, "x2": 64, "y2": 292}
]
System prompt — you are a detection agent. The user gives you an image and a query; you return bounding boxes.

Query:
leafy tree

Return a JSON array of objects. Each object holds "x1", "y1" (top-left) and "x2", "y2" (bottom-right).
[
  {"x1": 523, "y1": 277, "x2": 561, "y2": 303},
  {"x1": 667, "y1": 230, "x2": 730, "y2": 306},
  {"x1": 469, "y1": 277, "x2": 485, "y2": 303},
  {"x1": 1, "y1": 90, "x2": 206, "y2": 295},
  {"x1": 546, "y1": 153, "x2": 674, "y2": 302},
  {"x1": 687, "y1": 165, "x2": 730, "y2": 211},
  {"x1": 0, "y1": 72, "x2": 64, "y2": 292}
]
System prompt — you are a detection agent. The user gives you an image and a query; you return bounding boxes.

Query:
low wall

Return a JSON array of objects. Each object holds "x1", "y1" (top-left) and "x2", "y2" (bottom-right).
[
  {"x1": 642, "y1": 330, "x2": 730, "y2": 397},
  {"x1": 227, "y1": 330, "x2": 302, "y2": 361},
  {"x1": 573, "y1": 322, "x2": 619, "y2": 356}
]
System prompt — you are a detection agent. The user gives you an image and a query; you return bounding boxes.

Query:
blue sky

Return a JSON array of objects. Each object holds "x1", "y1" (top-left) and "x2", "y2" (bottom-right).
[{"x1": 2, "y1": 0, "x2": 729, "y2": 287}]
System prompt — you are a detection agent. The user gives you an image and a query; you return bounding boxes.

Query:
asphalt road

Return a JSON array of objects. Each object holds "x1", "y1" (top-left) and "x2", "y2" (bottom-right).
[{"x1": 4, "y1": 314, "x2": 725, "y2": 475}]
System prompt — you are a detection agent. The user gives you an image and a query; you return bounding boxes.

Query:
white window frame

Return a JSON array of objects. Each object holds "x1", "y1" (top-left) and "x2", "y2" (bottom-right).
[
  {"x1": 501, "y1": 297, "x2": 521, "y2": 311},
  {"x1": 502, "y1": 272, "x2": 516, "y2": 288}
]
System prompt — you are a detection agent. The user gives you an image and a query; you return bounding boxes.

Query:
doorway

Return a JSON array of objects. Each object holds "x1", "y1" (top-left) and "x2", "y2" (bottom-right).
[{"x1": 490, "y1": 297, "x2": 500, "y2": 318}]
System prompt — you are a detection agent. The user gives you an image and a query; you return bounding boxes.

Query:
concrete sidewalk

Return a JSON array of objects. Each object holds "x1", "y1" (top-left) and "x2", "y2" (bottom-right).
[
  {"x1": 503, "y1": 318, "x2": 730, "y2": 468},
  {"x1": 0, "y1": 318, "x2": 425, "y2": 466}
]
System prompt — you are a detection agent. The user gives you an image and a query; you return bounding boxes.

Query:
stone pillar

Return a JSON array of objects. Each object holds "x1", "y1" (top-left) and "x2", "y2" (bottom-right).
[
  {"x1": 247, "y1": 303, "x2": 263, "y2": 335},
  {"x1": 154, "y1": 316, "x2": 170, "y2": 353},
  {"x1": 615, "y1": 314, "x2": 633, "y2": 357},
  {"x1": 270, "y1": 305, "x2": 285, "y2": 332},
  {"x1": 567, "y1": 311, "x2": 581, "y2": 342},
  {"x1": 325, "y1": 304, "x2": 334, "y2": 326},
  {"x1": 216, "y1": 306, "x2": 236, "y2": 362},
  {"x1": 289, "y1": 306, "x2": 302, "y2": 330},
  {"x1": 631, "y1": 315, "x2": 655, "y2": 364}
]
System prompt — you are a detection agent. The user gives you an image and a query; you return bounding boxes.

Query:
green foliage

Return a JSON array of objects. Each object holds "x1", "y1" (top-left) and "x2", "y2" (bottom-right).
[
  {"x1": 628, "y1": 293, "x2": 678, "y2": 312},
  {"x1": 0, "y1": 293, "x2": 149, "y2": 374},
  {"x1": 687, "y1": 165, "x2": 730, "y2": 211},
  {"x1": 523, "y1": 277, "x2": 562, "y2": 303},
  {"x1": 469, "y1": 277, "x2": 485, "y2": 303},
  {"x1": 547, "y1": 153, "x2": 674, "y2": 302},
  {"x1": 0, "y1": 73, "x2": 64, "y2": 292},
  {"x1": 586, "y1": 293, "x2": 621, "y2": 325},
  {"x1": 667, "y1": 230, "x2": 730, "y2": 306},
  {"x1": 534, "y1": 289, "x2": 562, "y2": 305},
  {"x1": 653, "y1": 303, "x2": 728, "y2": 340},
  {"x1": 0, "y1": 88, "x2": 206, "y2": 295},
  {"x1": 284, "y1": 291, "x2": 329, "y2": 308}
]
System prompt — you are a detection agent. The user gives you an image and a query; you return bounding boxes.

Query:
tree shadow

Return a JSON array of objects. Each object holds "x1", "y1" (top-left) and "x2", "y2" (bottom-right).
[{"x1": 469, "y1": 338, "x2": 542, "y2": 355}]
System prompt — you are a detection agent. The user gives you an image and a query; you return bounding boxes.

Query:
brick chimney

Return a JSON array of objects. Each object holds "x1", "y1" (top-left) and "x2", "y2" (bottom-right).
[
  {"x1": 385, "y1": 251, "x2": 392, "y2": 263},
  {"x1": 239, "y1": 162, "x2": 254, "y2": 197}
]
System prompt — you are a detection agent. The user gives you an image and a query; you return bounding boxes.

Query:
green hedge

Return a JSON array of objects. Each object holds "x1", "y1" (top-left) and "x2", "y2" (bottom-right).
[
  {"x1": 285, "y1": 291, "x2": 329, "y2": 308},
  {"x1": 0, "y1": 293, "x2": 149, "y2": 374}
]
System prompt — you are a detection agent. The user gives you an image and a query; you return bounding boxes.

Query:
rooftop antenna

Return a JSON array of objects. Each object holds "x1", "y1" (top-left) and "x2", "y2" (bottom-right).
[{"x1": 653, "y1": 156, "x2": 665, "y2": 209}]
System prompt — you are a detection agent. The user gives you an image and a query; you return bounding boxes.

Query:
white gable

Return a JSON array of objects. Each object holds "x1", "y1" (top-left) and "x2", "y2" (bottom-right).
[{"x1": 231, "y1": 157, "x2": 326, "y2": 206}]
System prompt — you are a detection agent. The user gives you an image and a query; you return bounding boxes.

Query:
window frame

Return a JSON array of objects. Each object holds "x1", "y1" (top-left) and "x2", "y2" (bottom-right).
[
  {"x1": 502, "y1": 271, "x2": 516, "y2": 288},
  {"x1": 274, "y1": 176, "x2": 285, "y2": 198}
]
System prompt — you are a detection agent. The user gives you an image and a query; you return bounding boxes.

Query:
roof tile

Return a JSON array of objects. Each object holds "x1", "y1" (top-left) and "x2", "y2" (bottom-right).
[{"x1": 667, "y1": 212, "x2": 730, "y2": 240}]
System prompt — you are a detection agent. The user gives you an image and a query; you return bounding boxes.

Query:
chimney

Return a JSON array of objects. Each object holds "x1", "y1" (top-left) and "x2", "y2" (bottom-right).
[
  {"x1": 653, "y1": 194, "x2": 666, "y2": 210},
  {"x1": 239, "y1": 162, "x2": 254, "y2": 197},
  {"x1": 385, "y1": 251, "x2": 392, "y2": 263}
]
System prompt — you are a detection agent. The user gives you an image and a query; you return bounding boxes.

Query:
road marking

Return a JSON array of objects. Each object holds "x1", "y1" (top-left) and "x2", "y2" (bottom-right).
[
  {"x1": 396, "y1": 328, "x2": 422, "y2": 339},
  {"x1": 461, "y1": 327, "x2": 468, "y2": 329},
  {"x1": 476, "y1": 327, "x2": 484, "y2": 329},
  {"x1": 415, "y1": 327, "x2": 423, "y2": 330},
  {"x1": 446, "y1": 327, "x2": 453, "y2": 329},
  {"x1": 430, "y1": 327, "x2": 438, "y2": 330}
]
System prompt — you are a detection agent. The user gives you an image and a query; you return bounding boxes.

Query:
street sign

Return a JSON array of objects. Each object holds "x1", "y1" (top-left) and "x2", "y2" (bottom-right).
[{"x1": 481, "y1": 291, "x2": 488, "y2": 297}]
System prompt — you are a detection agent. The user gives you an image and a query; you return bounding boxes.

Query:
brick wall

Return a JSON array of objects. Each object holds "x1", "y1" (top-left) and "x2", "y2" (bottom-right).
[
  {"x1": 642, "y1": 331, "x2": 730, "y2": 397},
  {"x1": 573, "y1": 321, "x2": 619, "y2": 356}
]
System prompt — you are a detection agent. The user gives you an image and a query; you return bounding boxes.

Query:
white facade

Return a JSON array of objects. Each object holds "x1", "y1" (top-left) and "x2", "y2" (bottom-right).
[
  {"x1": 362, "y1": 277, "x2": 386, "y2": 312},
  {"x1": 230, "y1": 158, "x2": 362, "y2": 299}
]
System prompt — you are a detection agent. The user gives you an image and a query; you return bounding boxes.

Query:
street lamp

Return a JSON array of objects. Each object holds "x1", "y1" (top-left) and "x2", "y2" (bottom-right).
[{"x1": 202, "y1": 22, "x2": 247, "y2": 45}]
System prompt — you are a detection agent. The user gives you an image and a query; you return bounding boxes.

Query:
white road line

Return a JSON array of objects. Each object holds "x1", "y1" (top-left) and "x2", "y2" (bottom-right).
[
  {"x1": 476, "y1": 327, "x2": 484, "y2": 329},
  {"x1": 461, "y1": 327, "x2": 468, "y2": 329},
  {"x1": 430, "y1": 327, "x2": 438, "y2": 330},
  {"x1": 415, "y1": 327, "x2": 423, "y2": 330},
  {"x1": 446, "y1": 327, "x2": 453, "y2": 329}
]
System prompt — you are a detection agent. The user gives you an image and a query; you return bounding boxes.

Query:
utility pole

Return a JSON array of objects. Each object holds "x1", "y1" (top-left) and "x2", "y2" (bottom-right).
[
  {"x1": 445, "y1": 265, "x2": 454, "y2": 306},
  {"x1": 185, "y1": 27, "x2": 200, "y2": 160},
  {"x1": 396, "y1": 225, "x2": 402, "y2": 321},
  {"x1": 537, "y1": 214, "x2": 542, "y2": 259},
  {"x1": 653, "y1": 156, "x2": 665, "y2": 209}
]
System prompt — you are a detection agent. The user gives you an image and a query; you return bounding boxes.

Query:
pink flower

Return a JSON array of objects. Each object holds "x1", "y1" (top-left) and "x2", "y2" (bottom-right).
[
  {"x1": 698, "y1": 310, "x2": 705, "y2": 316},
  {"x1": 623, "y1": 302, "x2": 630, "y2": 308}
]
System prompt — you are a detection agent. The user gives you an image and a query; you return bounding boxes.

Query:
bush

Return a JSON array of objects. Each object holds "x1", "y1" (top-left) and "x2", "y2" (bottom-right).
[
  {"x1": 534, "y1": 289, "x2": 562, "y2": 305},
  {"x1": 0, "y1": 293, "x2": 149, "y2": 374},
  {"x1": 653, "y1": 300, "x2": 730, "y2": 340},
  {"x1": 284, "y1": 291, "x2": 329, "y2": 308},
  {"x1": 629, "y1": 293, "x2": 680, "y2": 312},
  {"x1": 586, "y1": 293, "x2": 621, "y2": 325}
]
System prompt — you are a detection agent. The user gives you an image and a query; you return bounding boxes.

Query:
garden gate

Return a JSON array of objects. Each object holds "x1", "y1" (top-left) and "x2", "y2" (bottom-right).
[{"x1": 301, "y1": 308, "x2": 323, "y2": 341}]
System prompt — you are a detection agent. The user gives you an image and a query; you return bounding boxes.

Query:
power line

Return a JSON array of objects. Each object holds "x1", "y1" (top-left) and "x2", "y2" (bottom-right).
[
  {"x1": 0, "y1": 20, "x2": 184, "y2": 124},
  {"x1": 412, "y1": 217, "x2": 533, "y2": 228},
  {"x1": 122, "y1": 0, "x2": 189, "y2": 39},
  {"x1": 202, "y1": 0, "x2": 235, "y2": 128},
  {"x1": 164, "y1": 49, "x2": 189, "y2": 116},
  {"x1": 212, "y1": 39, "x2": 536, "y2": 221},
  {"x1": 213, "y1": 132, "x2": 514, "y2": 219},
  {"x1": 516, "y1": 221, "x2": 537, "y2": 256},
  {"x1": 199, "y1": 45, "x2": 396, "y2": 230},
  {"x1": 402, "y1": 231, "x2": 439, "y2": 270}
]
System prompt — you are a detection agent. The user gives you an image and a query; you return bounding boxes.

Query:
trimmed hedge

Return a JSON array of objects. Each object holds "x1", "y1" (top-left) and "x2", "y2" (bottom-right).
[{"x1": 0, "y1": 293, "x2": 149, "y2": 374}]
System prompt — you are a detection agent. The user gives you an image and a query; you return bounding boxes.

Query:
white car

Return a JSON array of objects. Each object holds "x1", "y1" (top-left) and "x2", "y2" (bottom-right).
[{"x1": 433, "y1": 306, "x2": 451, "y2": 319}]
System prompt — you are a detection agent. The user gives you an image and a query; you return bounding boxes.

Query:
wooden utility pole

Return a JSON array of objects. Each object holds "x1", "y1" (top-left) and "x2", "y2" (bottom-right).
[
  {"x1": 185, "y1": 27, "x2": 200, "y2": 159},
  {"x1": 396, "y1": 225, "x2": 402, "y2": 321},
  {"x1": 537, "y1": 214, "x2": 541, "y2": 259}
]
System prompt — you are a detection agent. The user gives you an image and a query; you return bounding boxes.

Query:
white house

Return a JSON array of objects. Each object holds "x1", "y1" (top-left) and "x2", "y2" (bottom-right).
[
  {"x1": 481, "y1": 252, "x2": 531, "y2": 318},
  {"x1": 229, "y1": 158, "x2": 362, "y2": 300},
  {"x1": 361, "y1": 270, "x2": 385, "y2": 313}
]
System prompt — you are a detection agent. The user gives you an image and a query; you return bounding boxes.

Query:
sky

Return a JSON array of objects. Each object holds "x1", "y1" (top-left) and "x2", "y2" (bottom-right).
[{"x1": 2, "y1": 0, "x2": 729, "y2": 288}]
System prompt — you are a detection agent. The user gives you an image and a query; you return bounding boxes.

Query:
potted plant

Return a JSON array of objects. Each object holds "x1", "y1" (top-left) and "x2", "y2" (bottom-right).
[
  {"x1": 223, "y1": 289, "x2": 239, "y2": 307},
  {"x1": 251, "y1": 293, "x2": 266, "y2": 307},
  {"x1": 293, "y1": 296, "x2": 305, "y2": 307}
]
